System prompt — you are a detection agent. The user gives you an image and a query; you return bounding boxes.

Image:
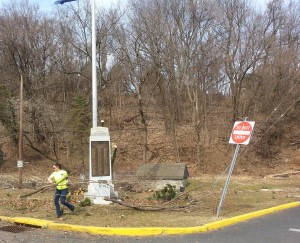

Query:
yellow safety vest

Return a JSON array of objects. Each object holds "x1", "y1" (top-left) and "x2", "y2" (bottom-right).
[{"x1": 50, "y1": 170, "x2": 68, "y2": 190}]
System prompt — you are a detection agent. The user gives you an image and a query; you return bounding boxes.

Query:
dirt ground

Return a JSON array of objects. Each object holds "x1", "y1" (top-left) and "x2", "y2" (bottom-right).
[{"x1": 0, "y1": 168, "x2": 300, "y2": 228}]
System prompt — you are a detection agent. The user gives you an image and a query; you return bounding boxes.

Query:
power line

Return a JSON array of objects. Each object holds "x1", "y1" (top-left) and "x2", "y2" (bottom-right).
[
  {"x1": 212, "y1": 81, "x2": 300, "y2": 185},
  {"x1": 255, "y1": 79, "x2": 300, "y2": 132},
  {"x1": 251, "y1": 94, "x2": 300, "y2": 147}
]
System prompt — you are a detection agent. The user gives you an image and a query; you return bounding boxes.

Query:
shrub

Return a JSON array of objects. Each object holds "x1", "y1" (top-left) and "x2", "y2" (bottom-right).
[
  {"x1": 79, "y1": 197, "x2": 92, "y2": 207},
  {"x1": 153, "y1": 184, "x2": 177, "y2": 201}
]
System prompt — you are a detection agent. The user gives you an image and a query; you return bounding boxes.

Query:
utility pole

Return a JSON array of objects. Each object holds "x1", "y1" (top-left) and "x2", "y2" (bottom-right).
[{"x1": 18, "y1": 75, "x2": 24, "y2": 187}]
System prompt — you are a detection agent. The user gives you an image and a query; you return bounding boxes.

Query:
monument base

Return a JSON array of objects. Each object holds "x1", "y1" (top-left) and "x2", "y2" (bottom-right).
[{"x1": 85, "y1": 181, "x2": 118, "y2": 205}]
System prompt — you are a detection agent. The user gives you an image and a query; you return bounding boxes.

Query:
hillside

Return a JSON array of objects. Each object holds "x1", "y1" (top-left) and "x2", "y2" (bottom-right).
[
  {"x1": 1, "y1": 0, "x2": 300, "y2": 181},
  {"x1": 110, "y1": 119, "x2": 300, "y2": 177},
  {"x1": 1, "y1": 101, "x2": 299, "y2": 181}
]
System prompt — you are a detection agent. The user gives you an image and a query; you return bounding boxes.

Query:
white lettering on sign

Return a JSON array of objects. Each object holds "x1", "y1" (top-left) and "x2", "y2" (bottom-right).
[
  {"x1": 232, "y1": 131, "x2": 251, "y2": 135},
  {"x1": 229, "y1": 121, "x2": 255, "y2": 145}
]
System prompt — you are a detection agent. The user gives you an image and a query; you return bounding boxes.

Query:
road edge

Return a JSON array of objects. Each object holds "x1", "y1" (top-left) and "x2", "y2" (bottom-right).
[{"x1": 0, "y1": 201, "x2": 299, "y2": 236}]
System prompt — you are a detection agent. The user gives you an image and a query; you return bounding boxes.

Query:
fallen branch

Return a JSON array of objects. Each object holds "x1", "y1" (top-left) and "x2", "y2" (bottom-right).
[
  {"x1": 105, "y1": 197, "x2": 190, "y2": 211},
  {"x1": 19, "y1": 184, "x2": 53, "y2": 198},
  {"x1": 268, "y1": 171, "x2": 300, "y2": 178}
]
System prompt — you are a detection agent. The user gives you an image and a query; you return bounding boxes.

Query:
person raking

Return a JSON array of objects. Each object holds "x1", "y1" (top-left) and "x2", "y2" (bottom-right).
[{"x1": 48, "y1": 163, "x2": 75, "y2": 218}]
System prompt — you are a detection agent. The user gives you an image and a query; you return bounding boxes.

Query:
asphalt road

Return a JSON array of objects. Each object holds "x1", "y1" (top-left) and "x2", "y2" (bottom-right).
[
  {"x1": 1, "y1": 206, "x2": 300, "y2": 243},
  {"x1": 198, "y1": 205, "x2": 300, "y2": 243},
  {"x1": 137, "y1": 206, "x2": 300, "y2": 243}
]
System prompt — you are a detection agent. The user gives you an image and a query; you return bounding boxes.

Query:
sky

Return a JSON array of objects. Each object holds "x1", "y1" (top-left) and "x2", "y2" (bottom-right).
[
  {"x1": 0, "y1": 0, "x2": 270, "y2": 12},
  {"x1": 0, "y1": 0, "x2": 123, "y2": 12},
  {"x1": 0, "y1": 0, "x2": 279, "y2": 15}
]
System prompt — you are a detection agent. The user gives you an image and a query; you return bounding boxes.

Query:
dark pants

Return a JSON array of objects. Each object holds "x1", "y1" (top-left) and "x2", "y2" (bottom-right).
[{"x1": 54, "y1": 188, "x2": 74, "y2": 216}]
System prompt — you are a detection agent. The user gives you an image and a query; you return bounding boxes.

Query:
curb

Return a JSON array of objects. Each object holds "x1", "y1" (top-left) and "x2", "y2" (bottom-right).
[{"x1": 0, "y1": 201, "x2": 299, "y2": 236}]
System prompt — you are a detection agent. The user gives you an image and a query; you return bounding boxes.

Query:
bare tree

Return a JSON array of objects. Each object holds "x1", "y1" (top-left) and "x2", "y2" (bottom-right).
[
  {"x1": 0, "y1": 0, "x2": 62, "y2": 161},
  {"x1": 213, "y1": 0, "x2": 265, "y2": 121},
  {"x1": 112, "y1": 4, "x2": 158, "y2": 163},
  {"x1": 53, "y1": 1, "x2": 122, "y2": 159}
]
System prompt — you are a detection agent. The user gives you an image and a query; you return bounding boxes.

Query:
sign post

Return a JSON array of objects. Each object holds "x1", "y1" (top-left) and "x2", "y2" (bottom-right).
[{"x1": 217, "y1": 119, "x2": 255, "y2": 217}]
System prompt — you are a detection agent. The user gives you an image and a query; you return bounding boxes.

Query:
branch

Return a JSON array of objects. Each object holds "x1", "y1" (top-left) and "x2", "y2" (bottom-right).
[
  {"x1": 23, "y1": 133, "x2": 58, "y2": 162},
  {"x1": 19, "y1": 184, "x2": 53, "y2": 198},
  {"x1": 105, "y1": 198, "x2": 190, "y2": 211}
]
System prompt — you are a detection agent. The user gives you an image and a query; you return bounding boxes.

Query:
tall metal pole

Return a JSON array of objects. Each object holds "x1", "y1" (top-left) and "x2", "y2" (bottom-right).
[
  {"x1": 18, "y1": 75, "x2": 24, "y2": 187},
  {"x1": 91, "y1": 0, "x2": 97, "y2": 128}
]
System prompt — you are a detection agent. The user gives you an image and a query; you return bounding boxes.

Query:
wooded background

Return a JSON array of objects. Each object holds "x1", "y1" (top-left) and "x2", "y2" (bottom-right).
[{"x1": 0, "y1": 0, "x2": 299, "y2": 175}]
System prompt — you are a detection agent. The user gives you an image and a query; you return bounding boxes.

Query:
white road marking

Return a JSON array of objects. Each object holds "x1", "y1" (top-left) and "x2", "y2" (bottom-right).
[{"x1": 289, "y1": 228, "x2": 300, "y2": 233}]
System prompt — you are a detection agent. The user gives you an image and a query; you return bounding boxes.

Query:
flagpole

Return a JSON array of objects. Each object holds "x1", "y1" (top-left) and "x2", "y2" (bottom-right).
[{"x1": 91, "y1": 0, "x2": 97, "y2": 128}]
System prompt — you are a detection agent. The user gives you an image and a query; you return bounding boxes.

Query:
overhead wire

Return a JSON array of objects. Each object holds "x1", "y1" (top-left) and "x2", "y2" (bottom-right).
[
  {"x1": 212, "y1": 79, "x2": 300, "y2": 186},
  {"x1": 251, "y1": 95, "x2": 300, "y2": 147},
  {"x1": 256, "y1": 79, "x2": 300, "y2": 131}
]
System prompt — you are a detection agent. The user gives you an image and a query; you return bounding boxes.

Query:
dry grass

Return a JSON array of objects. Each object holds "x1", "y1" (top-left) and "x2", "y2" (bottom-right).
[{"x1": 0, "y1": 174, "x2": 299, "y2": 227}]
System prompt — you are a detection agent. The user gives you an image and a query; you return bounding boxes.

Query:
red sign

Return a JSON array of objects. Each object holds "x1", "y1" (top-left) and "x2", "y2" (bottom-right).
[{"x1": 229, "y1": 121, "x2": 255, "y2": 145}]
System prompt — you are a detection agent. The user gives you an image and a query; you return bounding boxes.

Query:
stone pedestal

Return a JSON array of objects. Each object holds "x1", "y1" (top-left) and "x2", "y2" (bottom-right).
[{"x1": 85, "y1": 181, "x2": 118, "y2": 204}]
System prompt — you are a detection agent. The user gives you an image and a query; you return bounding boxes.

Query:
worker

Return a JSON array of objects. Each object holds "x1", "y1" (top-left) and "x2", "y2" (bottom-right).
[{"x1": 48, "y1": 163, "x2": 75, "y2": 218}]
